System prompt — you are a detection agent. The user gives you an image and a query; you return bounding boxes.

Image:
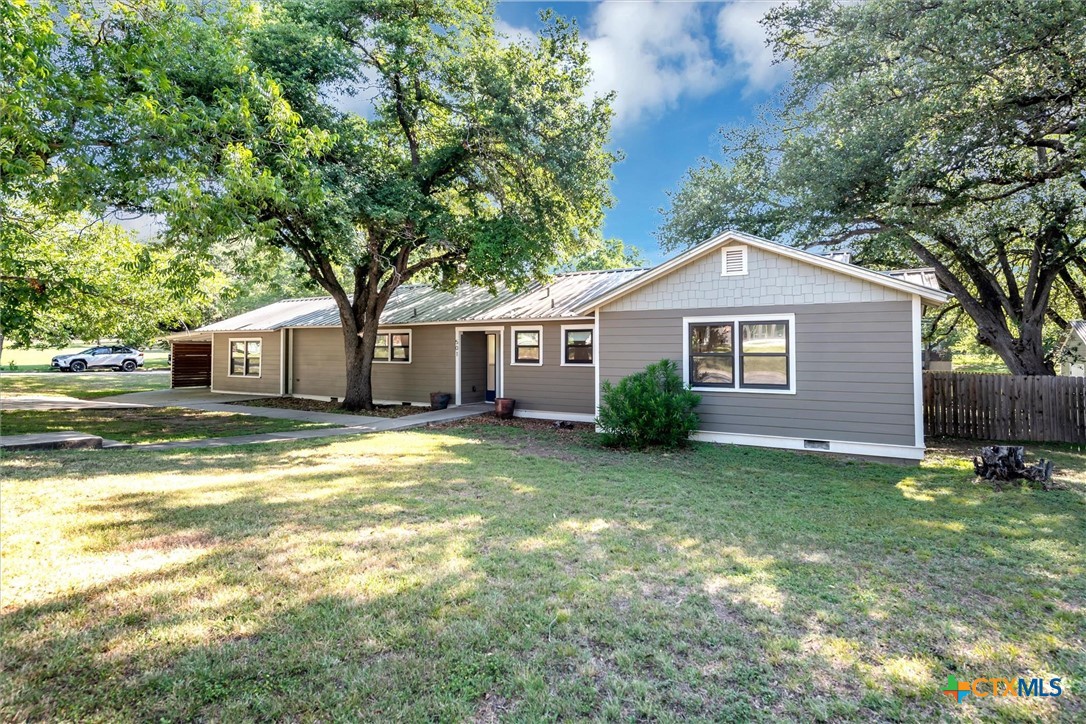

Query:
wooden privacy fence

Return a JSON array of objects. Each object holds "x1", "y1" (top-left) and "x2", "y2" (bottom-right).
[{"x1": 924, "y1": 372, "x2": 1086, "y2": 443}]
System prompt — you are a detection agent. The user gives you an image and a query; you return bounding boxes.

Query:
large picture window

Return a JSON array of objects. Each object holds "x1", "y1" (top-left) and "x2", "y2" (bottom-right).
[
  {"x1": 685, "y1": 315, "x2": 794, "y2": 393},
  {"x1": 562, "y1": 327, "x2": 593, "y2": 365},
  {"x1": 512, "y1": 328, "x2": 542, "y2": 365},
  {"x1": 229, "y1": 339, "x2": 261, "y2": 377},
  {"x1": 374, "y1": 331, "x2": 411, "y2": 363}
]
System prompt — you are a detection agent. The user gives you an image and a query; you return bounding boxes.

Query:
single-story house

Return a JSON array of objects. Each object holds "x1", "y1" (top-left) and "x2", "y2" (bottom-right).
[
  {"x1": 170, "y1": 230, "x2": 950, "y2": 461},
  {"x1": 1057, "y1": 321, "x2": 1086, "y2": 377}
]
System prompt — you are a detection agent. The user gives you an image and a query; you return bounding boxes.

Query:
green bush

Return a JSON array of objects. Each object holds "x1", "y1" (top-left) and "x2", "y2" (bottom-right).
[{"x1": 596, "y1": 359, "x2": 701, "y2": 450}]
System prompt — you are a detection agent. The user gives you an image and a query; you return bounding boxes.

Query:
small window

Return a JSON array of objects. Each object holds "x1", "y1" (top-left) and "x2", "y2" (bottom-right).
[
  {"x1": 689, "y1": 323, "x2": 734, "y2": 387},
  {"x1": 739, "y1": 321, "x2": 789, "y2": 388},
  {"x1": 721, "y1": 245, "x2": 748, "y2": 276},
  {"x1": 373, "y1": 331, "x2": 410, "y2": 363},
  {"x1": 563, "y1": 328, "x2": 593, "y2": 365},
  {"x1": 513, "y1": 329, "x2": 541, "y2": 364},
  {"x1": 229, "y1": 340, "x2": 261, "y2": 377}
]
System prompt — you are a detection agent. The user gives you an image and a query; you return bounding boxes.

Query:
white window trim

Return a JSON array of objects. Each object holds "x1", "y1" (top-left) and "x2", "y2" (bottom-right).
[
  {"x1": 560, "y1": 324, "x2": 594, "y2": 367},
  {"x1": 510, "y1": 325, "x2": 543, "y2": 366},
  {"x1": 367, "y1": 329, "x2": 412, "y2": 364},
  {"x1": 682, "y1": 313, "x2": 797, "y2": 395},
  {"x1": 227, "y1": 337, "x2": 263, "y2": 378},
  {"x1": 721, "y1": 245, "x2": 748, "y2": 277}
]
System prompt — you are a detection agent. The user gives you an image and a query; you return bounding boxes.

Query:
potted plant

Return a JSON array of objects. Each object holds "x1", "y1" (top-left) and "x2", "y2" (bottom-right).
[
  {"x1": 429, "y1": 392, "x2": 452, "y2": 410},
  {"x1": 494, "y1": 397, "x2": 515, "y2": 419}
]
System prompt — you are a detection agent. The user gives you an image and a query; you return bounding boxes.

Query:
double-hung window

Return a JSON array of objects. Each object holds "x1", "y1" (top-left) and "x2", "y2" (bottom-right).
[
  {"x1": 686, "y1": 315, "x2": 794, "y2": 393},
  {"x1": 374, "y1": 331, "x2": 411, "y2": 363},
  {"x1": 229, "y1": 339, "x2": 261, "y2": 377},
  {"x1": 512, "y1": 327, "x2": 542, "y2": 365},
  {"x1": 562, "y1": 327, "x2": 593, "y2": 365}
]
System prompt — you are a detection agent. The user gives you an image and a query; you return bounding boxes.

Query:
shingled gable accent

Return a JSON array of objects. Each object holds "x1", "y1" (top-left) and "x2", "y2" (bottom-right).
[{"x1": 573, "y1": 230, "x2": 951, "y2": 315}]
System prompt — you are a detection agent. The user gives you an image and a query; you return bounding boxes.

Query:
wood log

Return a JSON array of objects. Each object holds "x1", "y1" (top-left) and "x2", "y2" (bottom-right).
[{"x1": 972, "y1": 445, "x2": 1055, "y2": 485}]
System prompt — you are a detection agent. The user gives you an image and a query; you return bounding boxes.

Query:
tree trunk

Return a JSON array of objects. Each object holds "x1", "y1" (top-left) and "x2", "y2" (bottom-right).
[
  {"x1": 976, "y1": 316, "x2": 1053, "y2": 375},
  {"x1": 340, "y1": 311, "x2": 380, "y2": 411}
]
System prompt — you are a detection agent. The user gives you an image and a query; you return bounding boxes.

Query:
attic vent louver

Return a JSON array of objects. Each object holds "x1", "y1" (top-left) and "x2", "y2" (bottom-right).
[{"x1": 721, "y1": 246, "x2": 748, "y2": 277}]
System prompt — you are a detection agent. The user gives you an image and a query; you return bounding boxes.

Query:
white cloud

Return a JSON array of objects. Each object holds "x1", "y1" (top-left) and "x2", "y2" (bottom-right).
[
  {"x1": 715, "y1": 0, "x2": 791, "y2": 94},
  {"x1": 583, "y1": 1, "x2": 725, "y2": 128}
]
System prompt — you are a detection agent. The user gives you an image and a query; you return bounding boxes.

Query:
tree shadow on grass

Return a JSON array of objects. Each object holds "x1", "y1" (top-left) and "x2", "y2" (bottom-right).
[{"x1": 2, "y1": 428, "x2": 1083, "y2": 721}]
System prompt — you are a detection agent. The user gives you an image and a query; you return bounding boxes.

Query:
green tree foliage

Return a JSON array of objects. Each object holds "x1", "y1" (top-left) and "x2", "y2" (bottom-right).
[
  {"x1": 0, "y1": 0, "x2": 60, "y2": 191},
  {"x1": 596, "y1": 359, "x2": 701, "y2": 450},
  {"x1": 660, "y1": 0, "x2": 1086, "y2": 375},
  {"x1": 0, "y1": 205, "x2": 224, "y2": 354},
  {"x1": 48, "y1": 1, "x2": 615, "y2": 409},
  {"x1": 1, "y1": 1, "x2": 224, "y2": 352},
  {"x1": 559, "y1": 238, "x2": 646, "y2": 272}
]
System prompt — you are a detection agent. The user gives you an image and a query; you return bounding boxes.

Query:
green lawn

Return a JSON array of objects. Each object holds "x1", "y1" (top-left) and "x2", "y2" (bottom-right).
[
  {"x1": 0, "y1": 371, "x2": 171, "y2": 399},
  {"x1": 2, "y1": 424, "x2": 1083, "y2": 721},
  {"x1": 1, "y1": 345, "x2": 170, "y2": 372},
  {"x1": 0, "y1": 407, "x2": 332, "y2": 444},
  {"x1": 953, "y1": 353, "x2": 1011, "y2": 374}
]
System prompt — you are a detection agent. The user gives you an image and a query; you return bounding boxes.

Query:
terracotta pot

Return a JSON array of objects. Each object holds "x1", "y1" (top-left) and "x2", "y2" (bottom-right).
[
  {"x1": 494, "y1": 397, "x2": 515, "y2": 419},
  {"x1": 429, "y1": 392, "x2": 451, "y2": 410}
]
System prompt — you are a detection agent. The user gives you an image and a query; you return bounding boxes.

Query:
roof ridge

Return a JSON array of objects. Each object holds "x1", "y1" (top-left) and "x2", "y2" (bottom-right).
[{"x1": 556, "y1": 267, "x2": 650, "y2": 277}]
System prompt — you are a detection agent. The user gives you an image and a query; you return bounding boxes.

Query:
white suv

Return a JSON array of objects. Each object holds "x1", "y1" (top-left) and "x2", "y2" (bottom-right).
[{"x1": 52, "y1": 346, "x2": 145, "y2": 373}]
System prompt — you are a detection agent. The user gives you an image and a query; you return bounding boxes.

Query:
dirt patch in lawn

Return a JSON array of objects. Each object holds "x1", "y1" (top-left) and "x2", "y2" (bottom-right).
[
  {"x1": 231, "y1": 396, "x2": 430, "y2": 418},
  {"x1": 430, "y1": 417, "x2": 603, "y2": 462}
]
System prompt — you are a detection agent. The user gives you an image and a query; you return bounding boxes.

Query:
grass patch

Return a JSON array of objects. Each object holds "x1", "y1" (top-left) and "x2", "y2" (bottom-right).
[
  {"x1": 952, "y1": 353, "x2": 1010, "y2": 374},
  {"x1": 1, "y1": 346, "x2": 169, "y2": 372},
  {"x1": 0, "y1": 407, "x2": 333, "y2": 444},
  {"x1": 235, "y1": 396, "x2": 432, "y2": 418},
  {"x1": 0, "y1": 371, "x2": 171, "y2": 399},
  {"x1": 1, "y1": 424, "x2": 1083, "y2": 721}
]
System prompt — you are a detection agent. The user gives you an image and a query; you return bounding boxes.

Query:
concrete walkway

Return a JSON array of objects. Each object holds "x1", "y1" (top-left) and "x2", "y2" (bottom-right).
[
  {"x1": 0, "y1": 394, "x2": 146, "y2": 411},
  {"x1": 136, "y1": 403, "x2": 492, "y2": 450},
  {"x1": 0, "y1": 388, "x2": 268, "y2": 411},
  {"x1": 96, "y1": 389, "x2": 273, "y2": 406},
  {"x1": 178, "y1": 402, "x2": 388, "y2": 426}
]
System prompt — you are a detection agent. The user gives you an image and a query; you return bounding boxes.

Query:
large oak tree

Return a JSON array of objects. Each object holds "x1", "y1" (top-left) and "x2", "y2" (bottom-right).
[
  {"x1": 50, "y1": 0, "x2": 615, "y2": 409},
  {"x1": 661, "y1": 0, "x2": 1086, "y2": 375}
]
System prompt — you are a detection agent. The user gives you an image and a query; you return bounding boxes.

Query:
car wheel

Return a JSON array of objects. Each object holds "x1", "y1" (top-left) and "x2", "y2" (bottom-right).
[
  {"x1": 121, "y1": 359, "x2": 137, "y2": 372},
  {"x1": 70, "y1": 360, "x2": 87, "y2": 373}
]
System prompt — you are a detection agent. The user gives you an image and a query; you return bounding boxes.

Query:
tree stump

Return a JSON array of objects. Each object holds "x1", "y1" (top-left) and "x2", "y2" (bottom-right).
[{"x1": 972, "y1": 445, "x2": 1055, "y2": 486}]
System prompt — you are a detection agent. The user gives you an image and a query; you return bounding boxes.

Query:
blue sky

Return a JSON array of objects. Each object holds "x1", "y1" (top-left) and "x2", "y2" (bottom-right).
[{"x1": 496, "y1": 1, "x2": 790, "y2": 262}]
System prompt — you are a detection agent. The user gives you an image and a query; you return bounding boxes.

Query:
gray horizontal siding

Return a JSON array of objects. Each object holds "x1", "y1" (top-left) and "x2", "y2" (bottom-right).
[
  {"x1": 600, "y1": 301, "x2": 917, "y2": 447},
  {"x1": 211, "y1": 331, "x2": 282, "y2": 395},
  {"x1": 502, "y1": 321, "x2": 593, "y2": 414},
  {"x1": 291, "y1": 326, "x2": 455, "y2": 403},
  {"x1": 289, "y1": 322, "x2": 593, "y2": 415}
]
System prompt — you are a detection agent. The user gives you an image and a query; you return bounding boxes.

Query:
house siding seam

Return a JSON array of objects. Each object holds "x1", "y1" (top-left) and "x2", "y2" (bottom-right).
[
  {"x1": 601, "y1": 244, "x2": 911, "y2": 313},
  {"x1": 210, "y1": 331, "x2": 283, "y2": 395},
  {"x1": 599, "y1": 301, "x2": 916, "y2": 447}
]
